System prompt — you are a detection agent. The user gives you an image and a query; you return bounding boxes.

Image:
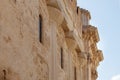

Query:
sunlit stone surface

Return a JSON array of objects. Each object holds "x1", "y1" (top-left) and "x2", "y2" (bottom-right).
[{"x1": 0, "y1": 0, "x2": 103, "y2": 80}]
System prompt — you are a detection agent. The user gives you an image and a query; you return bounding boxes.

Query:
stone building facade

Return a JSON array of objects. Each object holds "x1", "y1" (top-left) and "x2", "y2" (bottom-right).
[{"x1": 0, "y1": 0, "x2": 103, "y2": 80}]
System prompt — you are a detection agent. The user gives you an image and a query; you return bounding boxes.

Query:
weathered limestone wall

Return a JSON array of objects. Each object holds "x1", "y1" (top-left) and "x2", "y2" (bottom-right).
[
  {"x1": 0, "y1": 0, "x2": 49, "y2": 80},
  {"x1": 0, "y1": 0, "x2": 103, "y2": 80}
]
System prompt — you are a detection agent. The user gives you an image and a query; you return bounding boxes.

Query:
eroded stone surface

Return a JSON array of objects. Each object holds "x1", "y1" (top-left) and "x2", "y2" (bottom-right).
[{"x1": 0, "y1": 0, "x2": 103, "y2": 80}]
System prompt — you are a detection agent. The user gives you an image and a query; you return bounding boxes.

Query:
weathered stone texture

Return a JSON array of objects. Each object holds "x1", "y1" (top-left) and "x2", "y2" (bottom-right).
[{"x1": 0, "y1": 0, "x2": 103, "y2": 80}]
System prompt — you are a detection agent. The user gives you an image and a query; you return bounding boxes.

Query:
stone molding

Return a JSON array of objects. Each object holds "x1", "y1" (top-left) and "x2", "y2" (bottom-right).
[{"x1": 82, "y1": 25, "x2": 100, "y2": 43}]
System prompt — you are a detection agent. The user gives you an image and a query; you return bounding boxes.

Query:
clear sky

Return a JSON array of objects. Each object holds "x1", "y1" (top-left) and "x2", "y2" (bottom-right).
[{"x1": 77, "y1": 0, "x2": 120, "y2": 80}]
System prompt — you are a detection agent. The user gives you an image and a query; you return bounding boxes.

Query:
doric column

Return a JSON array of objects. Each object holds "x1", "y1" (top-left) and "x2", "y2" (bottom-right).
[
  {"x1": 48, "y1": 6, "x2": 64, "y2": 80},
  {"x1": 49, "y1": 20, "x2": 57, "y2": 80}
]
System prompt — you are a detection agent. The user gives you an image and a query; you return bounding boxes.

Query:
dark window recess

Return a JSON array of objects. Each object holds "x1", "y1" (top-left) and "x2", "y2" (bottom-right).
[
  {"x1": 74, "y1": 67, "x2": 77, "y2": 80},
  {"x1": 77, "y1": 7, "x2": 79, "y2": 14},
  {"x1": 3, "y1": 70, "x2": 6, "y2": 80},
  {"x1": 39, "y1": 15, "x2": 42, "y2": 43},
  {"x1": 61, "y1": 48, "x2": 63, "y2": 69}
]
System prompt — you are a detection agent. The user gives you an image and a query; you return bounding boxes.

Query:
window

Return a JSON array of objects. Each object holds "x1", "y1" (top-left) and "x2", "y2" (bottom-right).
[
  {"x1": 61, "y1": 48, "x2": 63, "y2": 69},
  {"x1": 39, "y1": 15, "x2": 42, "y2": 43},
  {"x1": 3, "y1": 70, "x2": 6, "y2": 80},
  {"x1": 77, "y1": 7, "x2": 79, "y2": 14},
  {"x1": 74, "y1": 67, "x2": 77, "y2": 80}
]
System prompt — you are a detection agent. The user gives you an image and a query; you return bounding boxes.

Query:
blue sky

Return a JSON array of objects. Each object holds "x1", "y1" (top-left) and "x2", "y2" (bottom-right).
[{"x1": 77, "y1": 0, "x2": 120, "y2": 80}]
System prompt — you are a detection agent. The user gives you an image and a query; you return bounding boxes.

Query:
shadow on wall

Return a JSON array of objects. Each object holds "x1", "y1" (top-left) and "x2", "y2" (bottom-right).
[{"x1": 0, "y1": 67, "x2": 20, "y2": 80}]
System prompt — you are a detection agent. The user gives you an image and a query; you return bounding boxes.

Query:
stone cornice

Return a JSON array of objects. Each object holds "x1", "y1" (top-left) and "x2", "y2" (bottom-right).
[
  {"x1": 80, "y1": 8, "x2": 91, "y2": 20},
  {"x1": 82, "y1": 25, "x2": 100, "y2": 43}
]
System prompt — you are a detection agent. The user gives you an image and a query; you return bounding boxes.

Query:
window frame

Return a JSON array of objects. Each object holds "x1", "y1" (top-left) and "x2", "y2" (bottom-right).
[{"x1": 39, "y1": 15, "x2": 42, "y2": 43}]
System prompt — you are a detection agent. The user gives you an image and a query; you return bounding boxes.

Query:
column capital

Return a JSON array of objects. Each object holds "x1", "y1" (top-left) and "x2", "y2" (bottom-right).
[{"x1": 79, "y1": 52, "x2": 87, "y2": 67}]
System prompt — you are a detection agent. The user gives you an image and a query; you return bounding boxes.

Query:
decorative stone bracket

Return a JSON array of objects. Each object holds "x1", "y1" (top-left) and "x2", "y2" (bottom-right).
[{"x1": 82, "y1": 25, "x2": 100, "y2": 43}]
